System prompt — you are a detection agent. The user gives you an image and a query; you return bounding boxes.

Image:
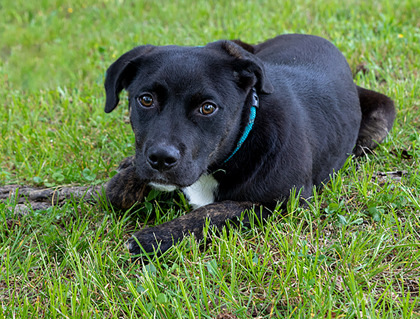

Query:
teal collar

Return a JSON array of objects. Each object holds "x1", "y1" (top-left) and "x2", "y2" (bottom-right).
[{"x1": 223, "y1": 88, "x2": 259, "y2": 163}]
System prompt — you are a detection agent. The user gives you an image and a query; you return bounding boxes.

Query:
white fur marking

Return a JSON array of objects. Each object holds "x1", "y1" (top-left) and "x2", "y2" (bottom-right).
[
  {"x1": 149, "y1": 182, "x2": 177, "y2": 192},
  {"x1": 182, "y1": 174, "x2": 219, "y2": 209}
]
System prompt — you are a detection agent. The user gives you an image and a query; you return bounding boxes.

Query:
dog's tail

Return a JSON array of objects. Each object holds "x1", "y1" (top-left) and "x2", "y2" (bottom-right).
[{"x1": 353, "y1": 86, "x2": 396, "y2": 156}]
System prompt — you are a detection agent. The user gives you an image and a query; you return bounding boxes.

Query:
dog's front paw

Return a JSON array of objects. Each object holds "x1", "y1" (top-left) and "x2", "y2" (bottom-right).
[
  {"x1": 105, "y1": 166, "x2": 150, "y2": 210},
  {"x1": 127, "y1": 227, "x2": 176, "y2": 257},
  {"x1": 117, "y1": 156, "x2": 135, "y2": 171}
]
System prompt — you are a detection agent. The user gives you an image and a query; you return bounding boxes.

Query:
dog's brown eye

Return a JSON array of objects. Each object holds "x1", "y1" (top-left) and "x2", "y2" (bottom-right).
[
  {"x1": 199, "y1": 103, "x2": 217, "y2": 115},
  {"x1": 137, "y1": 94, "x2": 154, "y2": 107}
]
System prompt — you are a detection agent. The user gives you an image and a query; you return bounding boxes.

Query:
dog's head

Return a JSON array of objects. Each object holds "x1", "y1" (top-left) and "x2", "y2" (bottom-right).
[{"x1": 104, "y1": 40, "x2": 273, "y2": 189}]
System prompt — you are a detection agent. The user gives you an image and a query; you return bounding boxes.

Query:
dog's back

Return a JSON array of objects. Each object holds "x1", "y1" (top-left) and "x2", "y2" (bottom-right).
[
  {"x1": 252, "y1": 35, "x2": 361, "y2": 188},
  {"x1": 262, "y1": 35, "x2": 396, "y2": 157},
  {"x1": 235, "y1": 34, "x2": 396, "y2": 158}
]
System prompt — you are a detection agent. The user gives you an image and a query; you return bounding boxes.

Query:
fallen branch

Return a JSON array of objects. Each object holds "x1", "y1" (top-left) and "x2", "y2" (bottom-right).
[{"x1": 0, "y1": 184, "x2": 105, "y2": 214}]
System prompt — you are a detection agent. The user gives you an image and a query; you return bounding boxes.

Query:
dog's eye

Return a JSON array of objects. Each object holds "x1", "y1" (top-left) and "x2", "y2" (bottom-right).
[
  {"x1": 137, "y1": 94, "x2": 154, "y2": 108},
  {"x1": 199, "y1": 103, "x2": 217, "y2": 115}
]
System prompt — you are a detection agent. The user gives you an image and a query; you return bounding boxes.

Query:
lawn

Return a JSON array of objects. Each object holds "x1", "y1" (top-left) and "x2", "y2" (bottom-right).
[{"x1": 0, "y1": 0, "x2": 419, "y2": 318}]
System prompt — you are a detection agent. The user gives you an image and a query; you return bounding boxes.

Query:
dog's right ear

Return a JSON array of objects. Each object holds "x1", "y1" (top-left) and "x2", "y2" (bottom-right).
[
  {"x1": 218, "y1": 41, "x2": 274, "y2": 94},
  {"x1": 104, "y1": 45, "x2": 153, "y2": 113}
]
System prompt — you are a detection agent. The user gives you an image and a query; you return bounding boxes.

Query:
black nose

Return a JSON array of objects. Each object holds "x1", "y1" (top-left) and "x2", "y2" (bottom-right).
[{"x1": 147, "y1": 145, "x2": 180, "y2": 172}]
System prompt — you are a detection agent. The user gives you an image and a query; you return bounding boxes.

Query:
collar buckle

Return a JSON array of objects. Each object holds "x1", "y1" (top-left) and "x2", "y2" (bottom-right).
[{"x1": 251, "y1": 87, "x2": 259, "y2": 108}]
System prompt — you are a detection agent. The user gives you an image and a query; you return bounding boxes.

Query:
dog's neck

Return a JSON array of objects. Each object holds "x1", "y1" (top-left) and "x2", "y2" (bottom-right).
[{"x1": 223, "y1": 87, "x2": 259, "y2": 164}]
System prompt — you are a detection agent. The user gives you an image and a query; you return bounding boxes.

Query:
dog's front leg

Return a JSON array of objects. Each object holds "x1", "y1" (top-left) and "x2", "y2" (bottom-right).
[
  {"x1": 127, "y1": 201, "x2": 271, "y2": 256},
  {"x1": 105, "y1": 157, "x2": 151, "y2": 210}
]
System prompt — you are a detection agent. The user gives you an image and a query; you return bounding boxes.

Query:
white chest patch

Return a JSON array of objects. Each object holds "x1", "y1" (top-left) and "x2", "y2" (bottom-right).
[{"x1": 182, "y1": 174, "x2": 219, "y2": 209}]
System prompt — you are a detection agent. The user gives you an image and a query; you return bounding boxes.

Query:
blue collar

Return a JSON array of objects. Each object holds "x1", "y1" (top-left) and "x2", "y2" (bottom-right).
[{"x1": 223, "y1": 88, "x2": 259, "y2": 164}]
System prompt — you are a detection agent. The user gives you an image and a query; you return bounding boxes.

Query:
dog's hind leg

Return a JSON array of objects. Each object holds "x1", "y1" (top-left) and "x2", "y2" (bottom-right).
[
  {"x1": 105, "y1": 157, "x2": 150, "y2": 210},
  {"x1": 127, "y1": 201, "x2": 271, "y2": 257},
  {"x1": 353, "y1": 86, "x2": 396, "y2": 156}
]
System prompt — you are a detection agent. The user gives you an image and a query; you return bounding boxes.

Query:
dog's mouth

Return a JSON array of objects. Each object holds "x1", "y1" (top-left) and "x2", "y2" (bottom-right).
[
  {"x1": 146, "y1": 168, "x2": 207, "y2": 192},
  {"x1": 147, "y1": 175, "x2": 197, "y2": 192},
  {"x1": 148, "y1": 181, "x2": 178, "y2": 192}
]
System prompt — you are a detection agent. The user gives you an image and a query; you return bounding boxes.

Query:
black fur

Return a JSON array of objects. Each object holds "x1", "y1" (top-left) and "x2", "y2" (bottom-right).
[{"x1": 104, "y1": 34, "x2": 395, "y2": 257}]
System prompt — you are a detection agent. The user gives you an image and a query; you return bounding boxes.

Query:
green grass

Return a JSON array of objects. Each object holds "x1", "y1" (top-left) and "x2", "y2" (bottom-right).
[{"x1": 1, "y1": 0, "x2": 419, "y2": 317}]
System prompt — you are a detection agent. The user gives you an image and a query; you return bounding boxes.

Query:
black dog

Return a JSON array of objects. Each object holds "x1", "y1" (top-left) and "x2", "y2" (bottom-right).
[{"x1": 104, "y1": 34, "x2": 396, "y2": 256}]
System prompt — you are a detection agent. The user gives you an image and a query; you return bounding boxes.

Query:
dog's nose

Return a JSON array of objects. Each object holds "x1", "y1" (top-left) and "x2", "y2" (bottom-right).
[{"x1": 147, "y1": 145, "x2": 180, "y2": 171}]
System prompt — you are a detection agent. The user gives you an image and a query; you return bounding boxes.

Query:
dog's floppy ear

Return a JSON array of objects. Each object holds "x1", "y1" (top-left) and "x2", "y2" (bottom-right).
[
  {"x1": 220, "y1": 40, "x2": 274, "y2": 94},
  {"x1": 104, "y1": 45, "x2": 153, "y2": 113}
]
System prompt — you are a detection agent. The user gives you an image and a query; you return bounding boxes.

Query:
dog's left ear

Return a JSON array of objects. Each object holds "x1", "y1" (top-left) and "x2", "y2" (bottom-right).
[
  {"x1": 220, "y1": 41, "x2": 274, "y2": 94},
  {"x1": 104, "y1": 45, "x2": 153, "y2": 113}
]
